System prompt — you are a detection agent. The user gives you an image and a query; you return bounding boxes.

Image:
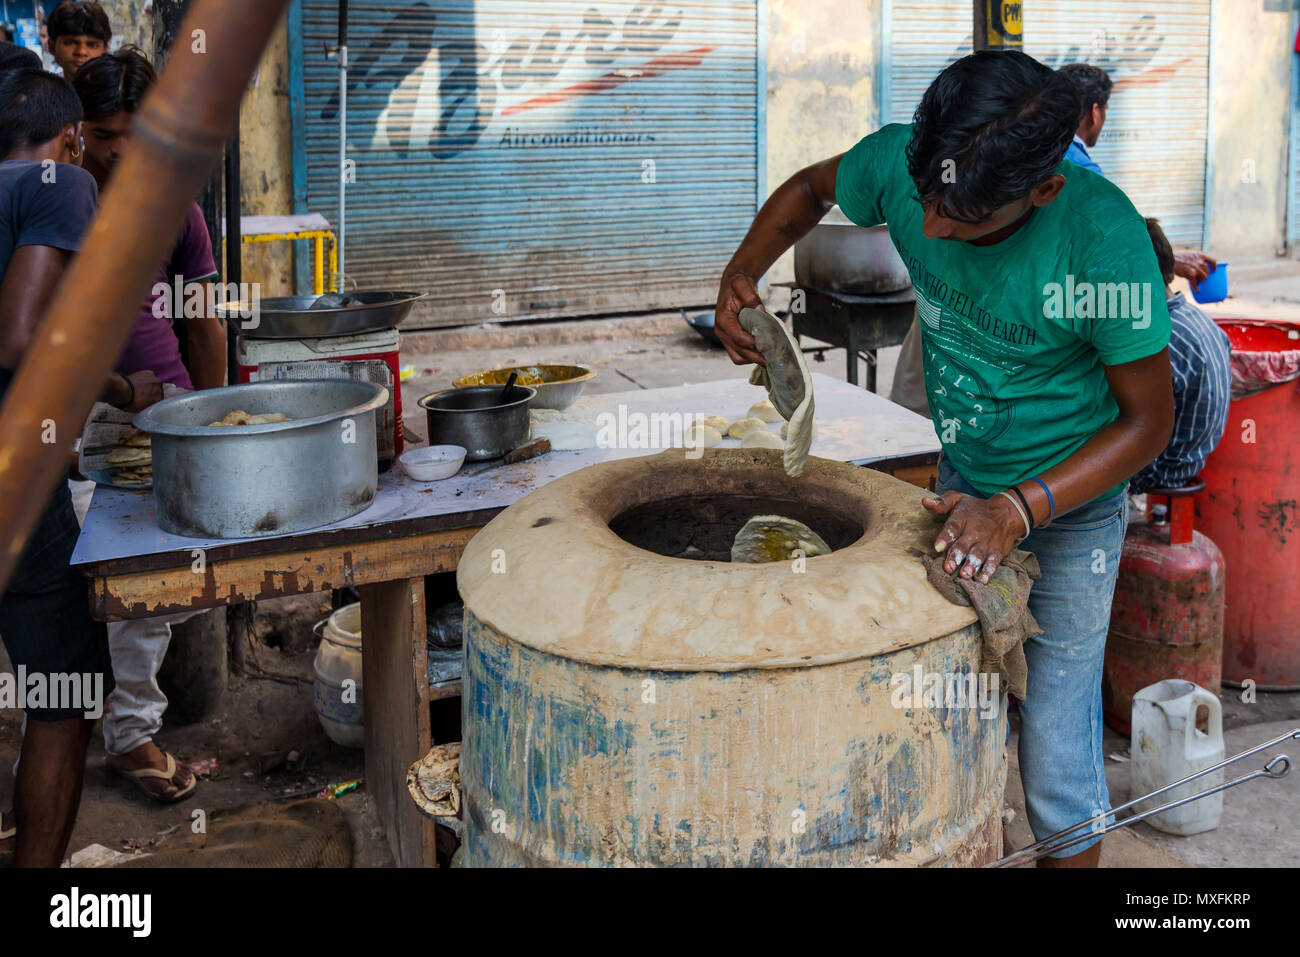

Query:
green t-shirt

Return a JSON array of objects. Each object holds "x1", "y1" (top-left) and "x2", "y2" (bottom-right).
[{"x1": 835, "y1": 123, "x2": 1170, "y2": 499}]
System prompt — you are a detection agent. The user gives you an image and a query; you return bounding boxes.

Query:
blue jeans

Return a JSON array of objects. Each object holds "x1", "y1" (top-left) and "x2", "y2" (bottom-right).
[{"x1": 936, "y1": 455, "x2": 1126, "y2": 857}]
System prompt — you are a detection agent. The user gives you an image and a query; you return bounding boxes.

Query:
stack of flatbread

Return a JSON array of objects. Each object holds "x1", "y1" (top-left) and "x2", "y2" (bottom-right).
[
  {"x1": 207, "y1": 409, "x2": 291, "y2": 427},
  {"x1": 105, "y1": 429, "x2": 152, "y2": 487}
]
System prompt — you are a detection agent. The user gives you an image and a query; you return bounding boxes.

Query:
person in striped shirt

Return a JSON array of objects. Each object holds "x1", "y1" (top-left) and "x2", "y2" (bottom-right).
[{"x1": 1132, "y1": 218, "x2": 1232, "y2": 493}]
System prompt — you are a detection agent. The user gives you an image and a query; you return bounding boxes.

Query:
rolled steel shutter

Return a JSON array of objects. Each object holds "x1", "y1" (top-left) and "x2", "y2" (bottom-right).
[
  {"x1": 292, "y1": 1, "x2": 761, "y2": 328},
  {"x1": 884, "y1": 0, "x2": 1211, "y2": 245},
  {"x1": 1023, "y1": 1, "x2": 1211, "y2": 245}
]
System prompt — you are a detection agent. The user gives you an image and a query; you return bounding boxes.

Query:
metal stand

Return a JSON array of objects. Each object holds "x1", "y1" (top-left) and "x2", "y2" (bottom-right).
[{"x1": 788, "y1": 287, "x2": 914, "y2": 391}]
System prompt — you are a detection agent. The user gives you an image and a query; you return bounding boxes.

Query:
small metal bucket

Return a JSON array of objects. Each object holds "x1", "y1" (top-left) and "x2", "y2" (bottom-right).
[{"x1": 419, "y1": 385, "x2": 536, "y2": 461}]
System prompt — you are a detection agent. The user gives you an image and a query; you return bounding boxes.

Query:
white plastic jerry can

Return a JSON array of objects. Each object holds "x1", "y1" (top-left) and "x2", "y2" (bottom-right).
[{"x1": 1130, "y1": 679, "x2": 1225, "y2": 835}]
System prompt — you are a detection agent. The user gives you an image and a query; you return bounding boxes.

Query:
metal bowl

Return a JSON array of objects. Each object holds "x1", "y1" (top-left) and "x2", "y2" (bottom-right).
[
  {"x1": 451, "y1": 365, "x2": 595, "y2": 411},
  {"x1": 219, "y1": 291, "x2": 425, "y2": 339},
  {"x1": 683, "y1": 311, "x2": 723, "y2": 347},
  {"x1": 134, "y1": 379, "x2": 389, "y2": 539},
  {"x1": 419, "y1": 385, "x2": 537, "y2": 462}
]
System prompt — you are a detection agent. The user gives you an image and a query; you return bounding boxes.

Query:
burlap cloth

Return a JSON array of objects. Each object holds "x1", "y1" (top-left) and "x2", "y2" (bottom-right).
[{"x1": 923, "y1": 549, "x2": 1041, "y2": 700}]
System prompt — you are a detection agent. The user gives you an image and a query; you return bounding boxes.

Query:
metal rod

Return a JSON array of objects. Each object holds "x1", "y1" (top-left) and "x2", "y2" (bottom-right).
[
  {"x1": 336, "y1": 0, "x2": 348, "y2": 290},
  {"x1": 0, "y1": 0, "x2": 291, "y2": 594},
  {"x1": 224, "y1": 130, "x2": 242, "y2": 384},
  {"x1": 997, "y1": 755, "x2": 1290, "y2": 866},
  {"x1": 991, "y1": 728, "x2": 1300, "y2": 867}
]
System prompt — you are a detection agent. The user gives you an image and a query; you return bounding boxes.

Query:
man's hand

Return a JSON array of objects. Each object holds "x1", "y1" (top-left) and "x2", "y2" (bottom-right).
[
  {"x1": 1173, "y1": 250, "x2": 1216, "y2": 289},
  {"x1": 923, "y1": 491, "x2": 1024, "y2": 584},
  {"x1": 714, "y1": 270, "x2": 767, "y2": 366},
  {"x1": 121, "y1": 370, "x2": 164, "y2": 412}
]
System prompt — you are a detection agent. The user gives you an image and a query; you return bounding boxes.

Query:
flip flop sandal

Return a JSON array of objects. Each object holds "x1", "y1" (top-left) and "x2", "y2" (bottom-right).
[
  {"x1": 0, "y1": 810, "x2": 15, "y2": 841},
  {"x1": 110, "y1": 752, "x2": 197, "y2": 804}
]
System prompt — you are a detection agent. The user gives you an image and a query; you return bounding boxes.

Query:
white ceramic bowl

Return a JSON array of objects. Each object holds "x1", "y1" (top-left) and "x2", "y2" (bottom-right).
[{"x1": 399, "y1": 445, "x2": 466, "y2": 481}]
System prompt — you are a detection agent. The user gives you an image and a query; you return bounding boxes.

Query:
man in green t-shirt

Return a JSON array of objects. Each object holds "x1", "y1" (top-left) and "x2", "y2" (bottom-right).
[{"x1": 715, "y1": 50, "x2": 1173, "y2": 867}]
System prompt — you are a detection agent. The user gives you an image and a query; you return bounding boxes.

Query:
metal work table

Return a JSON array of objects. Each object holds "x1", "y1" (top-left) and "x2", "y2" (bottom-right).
[
  {"x1": 791, "y1": 287, "x2": 916, "y2": 391},
  {"x1": 72, "y1": 373, "x2": 939, "y2": 867}
]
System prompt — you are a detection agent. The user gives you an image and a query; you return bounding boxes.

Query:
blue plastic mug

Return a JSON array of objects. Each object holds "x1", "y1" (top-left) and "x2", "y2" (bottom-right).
[{"x1": 1191, "y1": 261, "x2": 1229, "y2": 304}]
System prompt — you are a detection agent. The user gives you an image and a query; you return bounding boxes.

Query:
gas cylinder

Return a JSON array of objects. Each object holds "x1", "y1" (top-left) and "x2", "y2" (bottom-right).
[{"x1": 1102, "y1": 480, "x2": 1225, "y2": 736}]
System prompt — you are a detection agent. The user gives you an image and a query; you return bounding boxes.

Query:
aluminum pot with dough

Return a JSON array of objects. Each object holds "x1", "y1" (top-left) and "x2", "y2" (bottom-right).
[
  {"x1": 134, "y1": 379, "x2": 388, "y2": 539},
  {"x1": 457, "y1": 448, "x2": 1004, "y2": 866}
]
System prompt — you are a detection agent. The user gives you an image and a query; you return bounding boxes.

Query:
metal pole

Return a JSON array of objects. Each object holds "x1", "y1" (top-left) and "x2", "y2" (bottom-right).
[
  {"x1": 974, "y1": 1, "x2": 1024, "y2": 53},
  {"x1": 336, "y1": 0, "x2": 348, "y2": 291},
  {"x1": 224, "y1": 131, "x2": 241, "y2": 383},
  {"x1": 0, "y1": 0, "x2": 291, "y2": 594}
]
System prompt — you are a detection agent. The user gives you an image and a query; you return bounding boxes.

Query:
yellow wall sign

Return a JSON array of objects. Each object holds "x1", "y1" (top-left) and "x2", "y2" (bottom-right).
[{"x1": 986, "y1": 1, "x2": 1023, "y2": 48}]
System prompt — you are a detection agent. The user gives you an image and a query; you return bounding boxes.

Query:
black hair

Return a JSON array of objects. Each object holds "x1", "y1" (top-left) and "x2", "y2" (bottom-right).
[
  {"x1": 73, "y1": 45, "x2": 155, "y2": 121},
  {"x1": 1059, "y1": 63, "x2": 1113, "y2": 123},
  {"x1": 0, "y1": 68, "x2": 83, "y2": 159},
  {"x1": 47, "y1": 1, "x2": 112, "y2": 46},
  {"x1": 1145, "y1": 217, "x2": 1175, "y2": 287},
  {"x1": 906, "y1": 50, "x2": 1079, "y2": 224}
]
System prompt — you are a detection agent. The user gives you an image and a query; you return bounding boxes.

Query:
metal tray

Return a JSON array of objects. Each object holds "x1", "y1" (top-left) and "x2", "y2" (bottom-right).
[{"x1": 221, "y1": 291, "x2": 424, "y2": 339}]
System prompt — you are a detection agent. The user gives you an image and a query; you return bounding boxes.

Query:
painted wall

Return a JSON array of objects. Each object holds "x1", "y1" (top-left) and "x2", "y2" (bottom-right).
[
  {"x1": 764, "y1": 0, "x2": 882, "y2": 284},
  {"x1": 1204, "y1": 0, "x2": 1295, "y2": 259},
  {"x1": 237, "y1": 16, "x2": 295, "y2": 296},
  {"x1": 99, "y1": 0, "x2": 152, "y2": 55}
]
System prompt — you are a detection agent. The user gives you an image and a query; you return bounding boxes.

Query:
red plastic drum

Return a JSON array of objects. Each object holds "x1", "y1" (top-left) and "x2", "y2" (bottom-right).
[{"x1": 1196, "y1": 320, "x2": 1300, "y2": 690}]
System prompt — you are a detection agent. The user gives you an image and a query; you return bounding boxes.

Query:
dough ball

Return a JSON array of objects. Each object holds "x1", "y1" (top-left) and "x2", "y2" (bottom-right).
[
  {"x1": 781, "y1": 420, "x2": 816, "y2": 438},
  {"x1": 699, "y1": 415, "x2": 729, "y2": 432},
  {"x1": 727, "y1": 417, "x2": 766, "y2": 439},
  {"x1": 748, "y1": 399, "x2": 782, "y2": 423},
  {"x1": 682, "y1": 422, "x2": 723, "y2": 449},
  {"x1": 741, "y1": 429, "x2": 783, "y2": 450}
]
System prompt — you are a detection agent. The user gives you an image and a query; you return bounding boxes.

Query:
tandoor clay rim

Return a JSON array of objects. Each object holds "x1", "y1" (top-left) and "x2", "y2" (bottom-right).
[{"x1": 457, "y1": 448, "x2": 979, "y2": 671}]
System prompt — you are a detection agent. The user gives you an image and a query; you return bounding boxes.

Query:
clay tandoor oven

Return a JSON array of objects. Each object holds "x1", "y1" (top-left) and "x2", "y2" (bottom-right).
[{"x1": 456, "y1": 449, "x2": 1003, "y2": 866}]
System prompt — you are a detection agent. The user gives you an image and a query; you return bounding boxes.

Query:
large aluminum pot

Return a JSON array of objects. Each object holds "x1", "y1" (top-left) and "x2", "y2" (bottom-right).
[
  {"x1": 134, "y1": 379, "x2": 389, "y2": 539},
  {"x1": 793, "y1": 206, "x2": 912, "y2": 294},
  {"x1": 419, "y1": 385, "x2": 536, "y2": 462}
]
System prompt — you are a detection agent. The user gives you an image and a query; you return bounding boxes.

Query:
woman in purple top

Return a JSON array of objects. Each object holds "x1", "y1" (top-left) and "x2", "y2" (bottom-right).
[{"x1": 74, "y1": 47, "x2": 225, "y2": 391}]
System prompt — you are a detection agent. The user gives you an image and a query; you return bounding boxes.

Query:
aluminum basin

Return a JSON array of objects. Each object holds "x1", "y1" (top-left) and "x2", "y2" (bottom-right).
[
  {"x1": 134, "y1": 379, "x2": 389, "y2": 539},
  {"x1": 221, "y1": 291, "x2": 424, "y2": 339},
  {"x1": 793, "y1": 207, "x2": 912, "y2": 294},
  {"x1": 451, "y1": 364, "x2": 595, "y2": 410}
]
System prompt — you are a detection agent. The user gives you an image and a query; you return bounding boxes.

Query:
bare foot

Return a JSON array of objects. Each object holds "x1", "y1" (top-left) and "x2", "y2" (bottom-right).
[{"x1": 106, "y1": 741, "x2": 196, "y2": 802}]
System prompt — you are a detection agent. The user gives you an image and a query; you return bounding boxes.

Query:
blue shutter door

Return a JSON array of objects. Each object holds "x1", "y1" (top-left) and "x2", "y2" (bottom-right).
[
  {"x1": 1023, "y1": 0, "x2": 1212, "y2": 246},
  {"x1": 293, "y1": 0, "x2": 761, "y2": 328},
  {"x1": 884, "y1": 0, "x2": 1212, "y2": 246}
]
